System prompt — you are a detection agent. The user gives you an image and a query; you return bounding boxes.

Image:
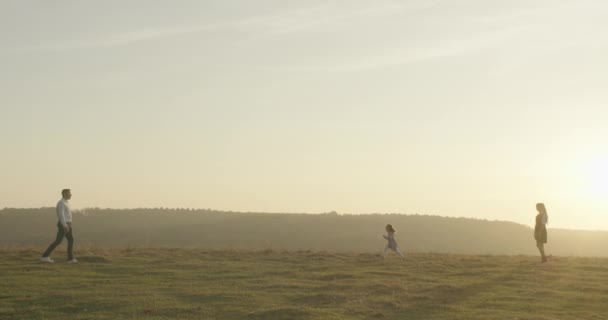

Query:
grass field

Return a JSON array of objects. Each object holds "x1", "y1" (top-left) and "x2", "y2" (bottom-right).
[{"x1": 1, "y1": 248, "x2": 607, "y2": 320}]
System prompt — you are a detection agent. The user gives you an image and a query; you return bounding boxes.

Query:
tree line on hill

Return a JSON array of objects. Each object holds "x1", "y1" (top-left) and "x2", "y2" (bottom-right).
[{"x1": 1, "y1": 207, "x2": 607, "y2": 256}]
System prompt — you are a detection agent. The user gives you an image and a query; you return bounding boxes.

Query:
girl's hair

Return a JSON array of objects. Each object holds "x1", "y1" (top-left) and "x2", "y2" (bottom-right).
[{"x1": 385, "y1": 224, "x2": 395, "y2": 233}]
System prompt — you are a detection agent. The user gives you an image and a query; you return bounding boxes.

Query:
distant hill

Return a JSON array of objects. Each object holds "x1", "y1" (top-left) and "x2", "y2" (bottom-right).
[{"x1": 1, "y1": 208, "x2": 607, "y2": 256}]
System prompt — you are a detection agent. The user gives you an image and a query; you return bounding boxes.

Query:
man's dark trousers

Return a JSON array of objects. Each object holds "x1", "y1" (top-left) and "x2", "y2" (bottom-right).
[{"x1": 42, "y1": 222, "x2": 74, "y2": 260}]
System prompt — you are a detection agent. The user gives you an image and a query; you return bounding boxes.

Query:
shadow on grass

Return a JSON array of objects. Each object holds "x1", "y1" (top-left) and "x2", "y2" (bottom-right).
[
  {"x1": 77, "y1": 256, "x2": 110, "y2": 263},
  {"x1": 246, "y1": 307, "x2": 313, "y2": 320}
]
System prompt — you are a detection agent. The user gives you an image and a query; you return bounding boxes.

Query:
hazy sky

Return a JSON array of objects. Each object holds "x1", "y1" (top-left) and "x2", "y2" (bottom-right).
[{"x1": 2, "y1": 0, "x2": 608, "y2": 230}]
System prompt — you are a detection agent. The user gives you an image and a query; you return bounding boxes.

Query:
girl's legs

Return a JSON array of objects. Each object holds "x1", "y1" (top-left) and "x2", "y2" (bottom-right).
[
  {"x1": 383, "y1": 246, "x2": 390, "y2": 259},
  {"x1": 384, "y1": 246, "x2": 405, "y2": 259}
]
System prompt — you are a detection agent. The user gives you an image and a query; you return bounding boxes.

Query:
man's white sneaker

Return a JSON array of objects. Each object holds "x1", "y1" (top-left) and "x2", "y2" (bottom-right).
[
  {"x1": 67, "y1": 258, "x2": 79, "y2": 264},
  {"x1": 40, "y1": 257, "x2": 54, "y2": 263}
]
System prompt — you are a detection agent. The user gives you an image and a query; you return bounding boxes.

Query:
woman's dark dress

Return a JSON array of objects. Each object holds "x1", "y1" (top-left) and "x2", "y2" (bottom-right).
[{"x1": 534, "y1": 214, "x2": 548, "y2": 244}]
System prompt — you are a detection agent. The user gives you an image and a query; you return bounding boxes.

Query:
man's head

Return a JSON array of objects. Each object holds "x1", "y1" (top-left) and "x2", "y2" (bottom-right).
[{"x1": 61, "y1": 189, "x2": 72, "y2": 200}]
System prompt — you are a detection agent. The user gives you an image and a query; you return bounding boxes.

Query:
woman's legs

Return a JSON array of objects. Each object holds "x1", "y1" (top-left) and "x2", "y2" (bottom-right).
[{"x1": 536, "y1": 242, "x2": 547, "y2": 262}]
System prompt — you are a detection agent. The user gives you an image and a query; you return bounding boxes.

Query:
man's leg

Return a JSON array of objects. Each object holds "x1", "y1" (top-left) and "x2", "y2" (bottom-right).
[
  {"x1": 42, "y1": 223, "x2": 65, "y2": 258},
  {"x1": 65, "y1": 224, "x2": 74, "y2": 260}
]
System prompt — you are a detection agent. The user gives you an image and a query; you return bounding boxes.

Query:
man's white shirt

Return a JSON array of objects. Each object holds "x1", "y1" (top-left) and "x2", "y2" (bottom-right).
[{"x1": 56, "y1": 198, "x2": 72, "y2": 227}]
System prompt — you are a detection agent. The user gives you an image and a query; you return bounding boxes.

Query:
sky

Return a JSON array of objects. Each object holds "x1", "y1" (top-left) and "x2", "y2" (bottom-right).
[{"x1": 1, "y1": 0, "x2": 608, "y2": 230}]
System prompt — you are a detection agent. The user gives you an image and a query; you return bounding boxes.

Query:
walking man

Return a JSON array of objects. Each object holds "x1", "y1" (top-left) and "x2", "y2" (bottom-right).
[{"x1": 40, "y1": 189, "x2": 78, "y2": 263}]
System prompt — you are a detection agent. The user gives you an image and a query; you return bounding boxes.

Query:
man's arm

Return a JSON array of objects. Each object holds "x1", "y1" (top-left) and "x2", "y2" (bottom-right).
[{"x1": 57, "y1": 201, "x2": 68, "y2": 230}]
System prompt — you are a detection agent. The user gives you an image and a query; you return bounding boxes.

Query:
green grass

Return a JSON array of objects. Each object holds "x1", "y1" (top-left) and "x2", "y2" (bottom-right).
[{"x1": 1, "y1": 247, "x2": 607, "y2": 319}]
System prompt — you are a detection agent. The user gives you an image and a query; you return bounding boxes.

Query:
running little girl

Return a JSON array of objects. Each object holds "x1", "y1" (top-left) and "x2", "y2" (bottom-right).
[{"x1": 383, "y1": 224, "x2": 405, "y2": 259}]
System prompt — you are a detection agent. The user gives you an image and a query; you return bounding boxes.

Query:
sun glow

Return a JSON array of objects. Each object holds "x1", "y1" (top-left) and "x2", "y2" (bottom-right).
[{"x1": 583, "y1": 157, "x2": 608, "y2": 198}]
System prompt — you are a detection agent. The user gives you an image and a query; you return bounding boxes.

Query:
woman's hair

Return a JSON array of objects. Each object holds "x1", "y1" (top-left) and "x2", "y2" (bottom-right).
[
  {"x1": 536, "y1": 203, "x2": 548, "y2": 224},
  {"x1": 536, "y1": 203, "x2": 547, "y2": 215},
  {"x1": 385, "y1": 224, "x2": 395, "y2": 233}
]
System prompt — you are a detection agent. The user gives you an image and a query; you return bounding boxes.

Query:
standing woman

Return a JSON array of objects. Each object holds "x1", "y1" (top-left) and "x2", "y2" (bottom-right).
[{"x1": 534, "y1": 203, "x2": 549, "y2": 263}]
